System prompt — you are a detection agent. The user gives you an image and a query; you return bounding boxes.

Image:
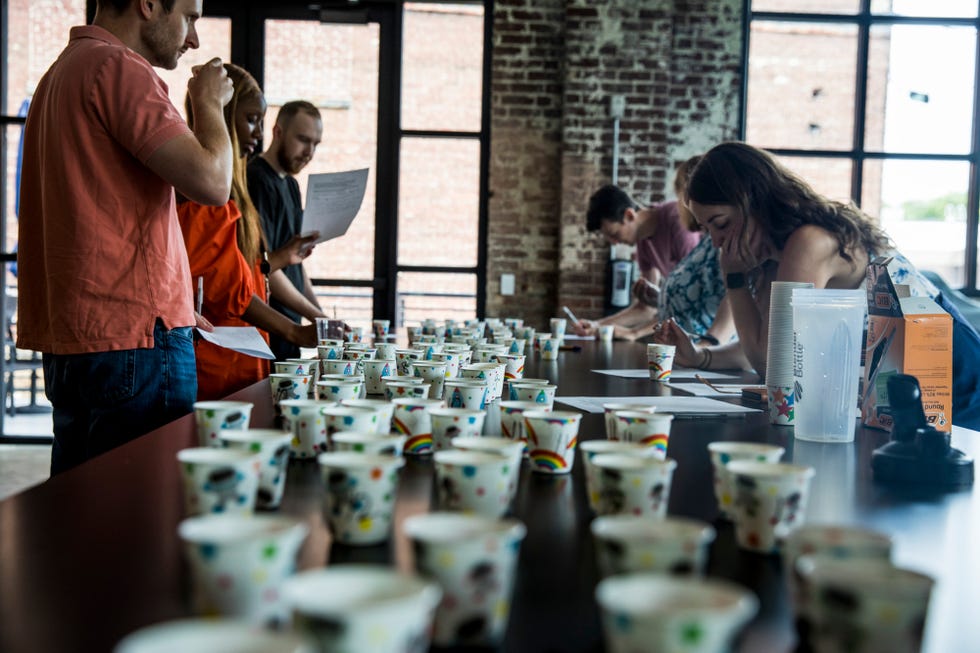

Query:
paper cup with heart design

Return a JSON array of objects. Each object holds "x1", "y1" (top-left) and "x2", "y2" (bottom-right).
[
  {"x1": 362, "y1": 358, "x2": 395, "y2": 396},
  {"x1": 280, "y1": 399, "x2": 331, "y2": 459},
  {"x1": 384, "y1": 380, "x2": 431, "y2": 401},
  {"x1": 523, "y1": 410, "x2": 581, "y2": 474},
  {"x1": 391, "y1": 397, "x2": 445, "y2": 454},
  {"x1": 434, "y1": 449, "x2": 514, "y2": 517},
  {"x1": 193, "y1": 401, "x2": 253, "y2": 448},
  {"x1": 404, "y1": 512, "x2": 527, "y2": 648},
  {"x1": 795, "y1": 555, "x2": 933, "y2": 653},
  {"x1": 596, "y1": 574, "x2": 758, "y2": 653},
  {"x1": 219, "y1": 429, "x2": 293, "y2": 510},
  {"x1": 177, "y1": 447, "x2": 261, "y2": 516},
  {"x1": 113, "y1": 618, "x2": 312, "y2": 653},
  {"x1": 332, "y1": 430, "x2": 408, "y2": 457},
  {"x1": 411, "y1": 360, "x2": 448, "y2": 399},
  {"x1": 268, "y1": 374, "x2": 312, "y2": 410},
  {"x1": 451, "y1": 435, "x2": 523, "y2": 505},
  {"x1": 283, "y1": 565, "x2": 441, "y2": 653},
  {"x1": 177, "y1": 514, "x2": 308, "y2": 625},
  {"x1": 443, "y1": 378, "x2": 489, "y2": 410},
  {"x1": 707, "y1": 441, "x2": 786, "y2": 519},
  {"x1": 591, "y1": 454, "x2": 677, "y2": 518},
  {"x1": 601, "y1": 402, "x2": 656, "y2": 441},
  {"x1": 429, "y1": 407, "x2": 486, "y2": 451},
  {"x1": 460, "y1": 362, "x2": 506, "y2": 401},
  {"x1": 317, "y1": 452, "x2": 405, "y2": 546},
  {"x1": 727, "y1": 461, "x2": 816, "y2": 554},
  {"x1": 581, "y1": 440, "x2": 661, "y2": 513},
  {"x1": 341, "y1": 398, "x2": 395, "y2": 434},
  {"x1": 590, "y1": 515, "x2": 716, "y2": 578},
  {"x1": 508, "y1": 381, "x2": 556, "y2": 409},
  {"x1": 321, "y1": 405, "x2": 382, "y2": 446},
  {"x1": 646, "y1": 343, "x2": 676, "y2": 382},
  {"x1": 613, "y1": 411, "x2": 673, "y2": 458}
]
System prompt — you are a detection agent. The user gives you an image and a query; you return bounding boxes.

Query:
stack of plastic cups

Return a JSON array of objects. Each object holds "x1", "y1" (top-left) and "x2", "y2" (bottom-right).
[{"x1": 765, "y1": 281, "x2": 813, "y2": 426}]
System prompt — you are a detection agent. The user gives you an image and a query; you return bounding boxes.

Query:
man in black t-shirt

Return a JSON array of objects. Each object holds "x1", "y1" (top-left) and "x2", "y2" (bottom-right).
[{"x1": 248, "y1": 100, "x2": 325, "y2": 360}]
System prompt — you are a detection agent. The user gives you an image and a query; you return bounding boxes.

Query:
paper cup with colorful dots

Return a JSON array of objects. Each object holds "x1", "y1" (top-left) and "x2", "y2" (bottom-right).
[
  {"x1": 193, "y1": 401, "x2": 253, "y2": 448},
  {"x1": 707, "y1": 442, "x2": 785, "y2": 520},
  {"x1": 523, "y1": 410, "x2": 582, "y2": 474},
  {"x1": 177, "y1": 514, "x2": 308, "y2": 626},
  {"x1": 429, "y1": 407, "x2": 486, "y2": 451},
  {"x1": 580, "y1": 440, "x2": 661, "y2": 513},
  {"x1": 219, "y1": 429, "x2": 292, "y2": 510},
  {"x1": 321, "y1": 405, "x2": 382, "y2": 446},
  {"x1": 331, "y1": 431, "x2": 408, "y2": 457},
  {"x1": 391, "y1": 397, "x2": 445, "y2": 455},
  {"x1": 280, "y1": 399, "x2": 331, "y2": 459},
  {"x1": 590, "y1": 515, "x2": 716, "y2": 578},
  {"x1": 317, "y1": 452, "x2": 405, "y2": 546},
  {"x1": 646, "y1": 344, "x2": 676, "y2": 382},
  {"x1": 591, "y1": 454, "x2": 677, "y2": 519},
  {"x1": 114, "y1": 618, "x2": 312, "y2": 653},
  {"x1": 508, "y1": 382, "x2": 556, "y2": 409},
  {"x1": 341, "y1": 398, "x2": 395, "y2": 435},
  {"x1": 434, "y1": 449, "x2": 514, "y2": 517},
  {"x1": 726, "y1": 461, "x2": 815, "y2": 554},
  {"x1": 283, "y1": 566, "x2": 440, "y2": 653},
  {"x1": 451, "y1": 436, "x2": 524, "y2": 506},
  {"x1": 268, "y1": 373, "x2": 312, "y2": 409},
  {"x1": 177, "y1": 447, "x2": 261, "y2": 517},
  {"x1": 404, "y1": 512, "x2": 527, "y2": 647},
  {"x1": 612, "y1": 411, "x2": 673, "y2": 457}
]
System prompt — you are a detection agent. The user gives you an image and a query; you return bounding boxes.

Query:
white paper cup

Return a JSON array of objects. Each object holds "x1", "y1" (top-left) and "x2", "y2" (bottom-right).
[
  {"x1": 404, "y1": 512, "x2": 527, "y2": 647},
  {"x1": 280, "y1": 399, "x2": 331, "y2": 459},
  {"x1": 178, "y1": 514, "x2": 308, "y2": 625},
  {"x1": 509, "y1": 382, "x2": 557, "y2": 409},
  {"x1": 591, "y1": 515, "x2": 716, "y2": 578},
  {"x1": 707, "y1": 441, "x2": 786, "y2": 519},
  {"x1": 549, "y1": 317, "x2": 567, "y2": 342},
  {"x1": 395, "y1": 349, "x2": 426, "y2": 376},
  {"x1": 523, "y1": 410, "x2": 581, "y2": 474},
  {"x1": 318, "y1": 452, "x2": 405, "y2": 546},
  {"x1": 451, "y1": 435, "x2": 523, "y2": 505},
  {"x1": 331, "y1": 430, "x2": 408, "y2": 457},
  {"x1": 321, "y1": 359, "x2": 359, "y2": 377},
  {"x1": 178, "y1": 447, "x2": 260, "y2": 516},
  {"x1": 341, "y1": 398, "x2": 395, "y2": 434},
  {"x1": 612, "y1": 411, "x2": 673, "y2": 458},
  {"x1": 391, "y1": 397, "x2": 445, "y2": 454},
  {"x1": 598, "y1": 324, "x2": 615, "y2": 343},
  {"x1": 269, "y1": 374, "x2": 312, "y2": 407},
  {"x1": 219, "y1": 429, "x2": 292, "y2": 510},
  {"x1": 443, "y1": 378, "x2": 489, "y2": 410},
  {"x1": 315, "y1": 378, "x2": 363, "y2": 402},
  {"x1": 460, "y1": 362, "x2": 506, "y2": 401},
  {"x1": 581, "y1": 439, "x2": 661, "y2": 512},
  {"x1": 114, "y1": 619, "x2": 313, "y2": 653},
  {"x1": 321, "y1": 405, "x2": 382, "y2": 446},
  {"x1": 646, "y1": 343, "x2": 676, "y2": 382},
  {"x1": 428, "y1": 408, "x2": 486, "y2": 451},
  {"x1": 498, "y1": 400, "x2": 549, "y2": 457},
  {"x1": 412, "y1": 360, "x2": 449, "y2": 399},
  {"x1": 285, "y1": 358, "x2": 320, "y2": 386},
  {"x1": 591, "y1": 454, "x2": 677, "y2": 518},
  {"x1": 538, "y1": 335, "x2": 559, "y2": 361},
  {"x1": 193, "y1": 401, "x2": 253, "y2": 448},
  {"x1": 362, "y1": 359, "x2": 395, "y2": 396},
  {"x1": 430, "y1": 351, "x2": 462, "y2": 379},
  {"x1": 602, "y1": 402, "x2": 655, "y2": 441},
  {"x1": 316, "y1": 343, "x2": 345, "y2": 362},
  {"x1": 727, "y1": 460, "x2": 815, "y2": 553},
  {"x1": 434, "y1": 449, "x2": 514, "y2": 517},
  {"x1": 283, "y1": 566, "x2": 441, "y2": 653},
  {"x1": 383, "y1": 380, "x2": 431, "y2": 401},
  {"x1": 596, "y1": 574, "x2": 758, "y2": 653},
  {"x1": 493, "y1": 353, "x2": 526, "y2": 380}
]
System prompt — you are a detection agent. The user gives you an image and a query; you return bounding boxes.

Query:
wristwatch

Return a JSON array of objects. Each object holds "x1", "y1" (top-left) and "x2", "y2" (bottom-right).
[
  {"x1": 259, "y1": 251, "x2": 271, "y2": 275},
  {"x1": 726, "y1": 272, "x2": 746, "y2": 289}
]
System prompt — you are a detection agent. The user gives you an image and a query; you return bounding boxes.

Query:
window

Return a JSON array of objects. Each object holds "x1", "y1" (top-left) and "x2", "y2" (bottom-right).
[{"x1": 745, "y1": 0, "x2": 980, "y2": 290}]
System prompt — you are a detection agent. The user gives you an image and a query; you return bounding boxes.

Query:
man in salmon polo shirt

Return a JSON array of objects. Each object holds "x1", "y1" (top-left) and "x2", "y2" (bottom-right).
[{"x1": 17, "y1": 0, "x2": 234, "y2": 474}]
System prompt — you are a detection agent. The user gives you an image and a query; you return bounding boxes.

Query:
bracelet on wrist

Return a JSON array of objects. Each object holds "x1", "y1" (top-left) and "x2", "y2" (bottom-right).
[{"x1": 698, "y1": 347, "x2": 713, "y2": 370}]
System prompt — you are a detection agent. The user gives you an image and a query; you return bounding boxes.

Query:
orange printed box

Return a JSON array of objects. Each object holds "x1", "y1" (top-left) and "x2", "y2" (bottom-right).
[{"x1": 862, "y1": 258, "x2": 952, "y2": 433}]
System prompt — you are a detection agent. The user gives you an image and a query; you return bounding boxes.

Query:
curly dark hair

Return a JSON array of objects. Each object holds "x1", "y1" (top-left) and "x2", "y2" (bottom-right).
[{"x1": 686, "y1": 142, "x2": 890, "y2": 262}]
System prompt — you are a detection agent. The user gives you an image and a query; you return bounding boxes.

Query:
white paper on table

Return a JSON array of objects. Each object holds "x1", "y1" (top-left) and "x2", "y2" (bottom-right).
[
  {"x1": 666, "y1": 382, "x2": 753, "y2": 398},
  {"x1": 561, "y1": 333, "x2": 596, "y2": 341},
  {"x1": 591, "y1": 368, "x2": 741, "y2": 381},
  {"x1": 196, "y1": 327, "x2": 275, "y2": 360},
  {"x1": 554, "y1": 395, "x2": 761, "y2": 417},
  {"x1": 301, "y1": 168, "x2": 369, "y2": 244}
]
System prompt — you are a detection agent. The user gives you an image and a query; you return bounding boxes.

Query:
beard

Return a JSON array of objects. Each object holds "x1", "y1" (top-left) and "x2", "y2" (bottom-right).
[
  {"x1": 143, "y1": 18, "x2": 183, "y2": 70},
  {"x1": 276, "y1": 148, "x2": 310, "y2": 175}
]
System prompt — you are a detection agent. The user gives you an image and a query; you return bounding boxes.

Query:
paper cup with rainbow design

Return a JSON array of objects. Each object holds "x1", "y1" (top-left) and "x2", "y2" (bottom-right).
[
  {"x1": 391, "y1": 397, "x2": 446, "y2": 454},
  {"x1": 434, "y1": 449, "x2": 515, "y2": 517},
  {"x1": 177, "y1": 514, "x2": 308, "y2": 626},
  {"x1": 646, "y1": 344, "x2": 676, "y2": 382},
  {"x1": 499, "y1": 400, "x2": 549, "y2": 457},
  {"x1": 523, "y1": 410, "x2": 582, "y2": 475},
  {"x1": 612, "y1": 411, "x2": 673, "y2": 458},
  {"x1": 492, "y1": 353, "x2": 526, "y2": 381},
  {"x1": 404, "y1": 512, "x2": 527, "y2": 648},
  {"x1": 591, "y1": 454, "x2": 678, "y2": 519},
  {"x1": 318, "y1": 452, "x2": 405, "y2": 546}
]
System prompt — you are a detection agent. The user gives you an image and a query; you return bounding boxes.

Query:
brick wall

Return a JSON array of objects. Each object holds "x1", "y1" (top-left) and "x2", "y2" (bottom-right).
[{"x1": 487, "y1": 0, "x2": 744, "y2": 329}]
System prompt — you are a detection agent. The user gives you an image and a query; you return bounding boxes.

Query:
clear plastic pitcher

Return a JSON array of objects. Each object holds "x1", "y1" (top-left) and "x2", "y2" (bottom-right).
[{"x1": 791, "y1": 288, "x2": 867, "y2": 442}]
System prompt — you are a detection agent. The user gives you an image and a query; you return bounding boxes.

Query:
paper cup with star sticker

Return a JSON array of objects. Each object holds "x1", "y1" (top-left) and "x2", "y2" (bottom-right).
[
  {"x1": 596, "y1": 574, "x2": 758, "y2": 653},
  {"x1": 177, "y1": 514, "x2": 309, "y2": 626},
  {"x1": 404, "y1": 512, "x2": 527, "y2": 647},
  {"x1": 767, "y1": 383, "x2": 796, "y2": 426},
  {"x1": 317, "y1": 452, "x2": 405, "y2": 546}
]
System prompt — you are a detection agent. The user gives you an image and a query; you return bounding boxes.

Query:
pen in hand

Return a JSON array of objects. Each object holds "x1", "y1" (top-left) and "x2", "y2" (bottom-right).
[
  {"x1": 562, "y1": 305, "x2": 580, "y2": 326},
  {"x1": 196, "y1": 276, "x2": 204, "y2": 315}
]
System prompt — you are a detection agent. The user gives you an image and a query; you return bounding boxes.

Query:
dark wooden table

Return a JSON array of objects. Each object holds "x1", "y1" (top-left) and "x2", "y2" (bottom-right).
[{"x1": 1, "y1": 340, "x2": 977, "y2": 652}]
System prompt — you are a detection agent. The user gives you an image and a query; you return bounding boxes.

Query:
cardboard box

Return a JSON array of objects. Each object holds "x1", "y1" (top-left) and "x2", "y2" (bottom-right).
[{"x1": 862, "y1": 258, "x2": 953, "y2": 432}]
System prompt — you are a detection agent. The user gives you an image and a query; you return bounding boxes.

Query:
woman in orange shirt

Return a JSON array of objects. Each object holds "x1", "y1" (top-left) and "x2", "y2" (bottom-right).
[{"x1": 178, "y1": 64, "x2": 323, "y2": 400}]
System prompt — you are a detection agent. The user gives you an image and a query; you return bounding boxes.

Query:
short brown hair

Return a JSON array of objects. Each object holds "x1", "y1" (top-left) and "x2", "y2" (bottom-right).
[{"x1": 275, "y1": 101, "x2": 321, "y2": 130}]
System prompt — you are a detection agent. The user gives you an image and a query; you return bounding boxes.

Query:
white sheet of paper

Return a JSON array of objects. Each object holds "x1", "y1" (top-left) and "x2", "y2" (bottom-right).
[
  {"x1": 554, "y1": 395, "x2": 761, "y2": 416},
  {"x1": 302, "y1": 168, "x2": 369, "y2": 243},
  {"x1": 196, "y1": 327, "x2": 275, "y2": 360},
  {"x1": 561, "y1": 333, "x2": 596, "y2": 341},
  {"x1": 666, "y1": 382, "x2": 752, "y2": 398},
  {"x1": 591, "y1": 368, "x2": 741, "y2": 381}
]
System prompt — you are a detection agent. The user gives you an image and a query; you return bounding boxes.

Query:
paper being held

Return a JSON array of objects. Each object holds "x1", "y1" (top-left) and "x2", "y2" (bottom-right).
[
  {"x1": 196, "y1": 326, "x2": 275, "y2": 360},
  {"x1": 301, "y1": 168, "x2": 369, "y2": 244}
]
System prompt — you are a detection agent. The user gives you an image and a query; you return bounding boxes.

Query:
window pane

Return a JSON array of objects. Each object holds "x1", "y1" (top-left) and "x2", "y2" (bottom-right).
[
  {"x1": 4, "y1": 0, "x2": 86, "y2": 114},
  {"x1": 746, "y1": 22, "x2": 858, "y2": 151},
  {"x1": 862, "y1": 159, "x2": 969, "y2": 286},
  {"x1": 397, "y1": 272, "x2": 476, "y2": 326},
  {"x1": 264, "y1": 19, "x2": 380, "y2": 282},
  {"x1": 156, "y1": 18, "x2": 231, "y2": 112},
  {"x1": 401, "y1": 3, "x2": 484, "y2": 132},
  {"x1": 3, "y1": 124, "x2": 27, "y2": 255},
  {"x1": 866, "y1": 25, "x2": 975, "y2": 154},
  {"x1": 775, "y1": 155, "x2": 853, "y2": 203},
  {"x1": 315, "y1": 285, "x2": 374, "y2": 333},
  {"x1": 398, "y1": 137, "x2": 479, "y2": 267},
  {"x1": 752, "y1": 0, "x2": 860, "y2": 13},
  {"x1": 871, "y1": 0, "x2": 978, "y2": 18}
]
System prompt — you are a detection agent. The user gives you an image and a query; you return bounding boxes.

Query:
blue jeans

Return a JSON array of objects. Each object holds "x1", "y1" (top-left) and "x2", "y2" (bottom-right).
[{"x1": 43, "y1": 320, "x2": 197, "y2": 475}]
